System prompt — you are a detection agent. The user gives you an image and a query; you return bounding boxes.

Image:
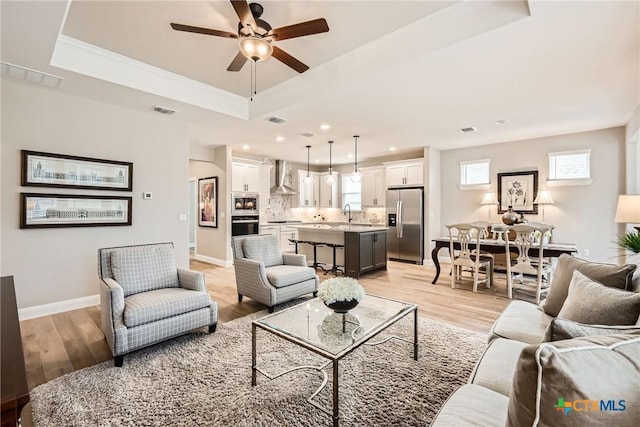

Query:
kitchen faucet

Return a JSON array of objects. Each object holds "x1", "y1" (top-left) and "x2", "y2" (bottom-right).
[{"x1": 343, "y1": 203, "x2": 353, "y2": 223}]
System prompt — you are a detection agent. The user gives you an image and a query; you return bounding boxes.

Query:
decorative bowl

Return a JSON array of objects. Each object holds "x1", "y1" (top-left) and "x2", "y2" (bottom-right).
[{"x1": 324, "y1": 299, "x2": 359, "y2": 313}]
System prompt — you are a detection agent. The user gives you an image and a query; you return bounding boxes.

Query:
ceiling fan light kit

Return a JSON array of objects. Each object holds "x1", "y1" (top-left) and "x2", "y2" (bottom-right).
[{"x1": 238, "y1": 36, "x2": 273, "y2": 62}]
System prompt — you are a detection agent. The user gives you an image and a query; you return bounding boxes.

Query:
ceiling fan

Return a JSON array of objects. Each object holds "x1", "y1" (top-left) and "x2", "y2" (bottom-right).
[{"x1": 170, "y1": 1, "x2": 329, "y2": 73}]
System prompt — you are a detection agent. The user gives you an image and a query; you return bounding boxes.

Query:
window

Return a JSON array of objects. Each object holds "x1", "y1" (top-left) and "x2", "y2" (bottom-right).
[
  {"x1": 341, "y1": 174, "x2": 361, "y2": 211},
  {"x1": 460, "y1": 159, "x2": 490, "y2": 186},
  {"x1": 548, "y1": 150, "x2": 591, "y2": 181}
]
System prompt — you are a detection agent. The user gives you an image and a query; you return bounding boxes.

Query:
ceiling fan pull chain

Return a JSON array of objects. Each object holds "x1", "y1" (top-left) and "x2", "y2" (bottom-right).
[{"x1": 250, "y1": 60, "x2": 254, "y2": 101}]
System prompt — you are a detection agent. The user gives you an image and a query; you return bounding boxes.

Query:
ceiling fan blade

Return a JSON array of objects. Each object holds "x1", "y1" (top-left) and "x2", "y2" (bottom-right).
[
  {"x1": 227, "y1": 51, "x2": 248, "y2": 72},
  {"x1": 271, "y1": 46, "x2": 309, "y2": 73},
  {"x1": 230, "y1": 0, "x2": 257, "y2": 31},
  {"x1": 170, "y1": 23, "x2": 237, "y2": 39},
  {"x1": 268, "y1": 18, "x2": 329, "y2": 41}
]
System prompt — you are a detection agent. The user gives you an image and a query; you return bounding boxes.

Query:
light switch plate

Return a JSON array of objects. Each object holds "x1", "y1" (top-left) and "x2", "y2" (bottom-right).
[{"x1": 143, "y1": 192, "x2": 152, "y2": 200}]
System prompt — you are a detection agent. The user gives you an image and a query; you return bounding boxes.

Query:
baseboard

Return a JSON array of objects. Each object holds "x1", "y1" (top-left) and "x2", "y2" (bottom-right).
[
  {"x1": 193, "y1": 254, "x2": 233, "y2": 268},
  {"x1": 19, "y1": 294, "x2": 100, "y2": 321}
]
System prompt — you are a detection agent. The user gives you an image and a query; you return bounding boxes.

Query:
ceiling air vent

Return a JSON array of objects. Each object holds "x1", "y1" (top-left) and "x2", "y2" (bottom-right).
[
  {"x1": 299, "y1": 132, "x2": 314, "y2": 138},
  {"x1": 1, "y1": 61, "x2": 63, "y2": 88},
  {"x1": 265, "y1": 116, "x2": 287, "y2": 124},
  {"x1": 459, "y1": 126, "x2": 477, "y2": 133},
  {"x1": 152, "y1": 105, "x2": 176, "y2": 115}
]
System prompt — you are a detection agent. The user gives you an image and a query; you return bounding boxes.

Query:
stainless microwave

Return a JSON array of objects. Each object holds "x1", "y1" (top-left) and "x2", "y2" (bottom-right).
[{"x1": 231, "y1": 192, "x2": 259, "y2": 215}]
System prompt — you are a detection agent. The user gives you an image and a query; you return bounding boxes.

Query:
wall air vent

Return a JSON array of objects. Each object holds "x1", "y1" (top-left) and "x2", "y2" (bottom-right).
[
  {"x1": 459, "y1": 126, "x2": 477, "y2": 133},
  {"x1": 299, "y1": 132, "x2": 314, "y2": 138},
  {"x1": 152, "y1": 105, "x2": 176, "y2": 115},
  {"x1": 265, "y1": 116, "x2": 287, "y2": 124},
  {"x1": 1, "y1": 61, "x2": 63, "y2": 88}
]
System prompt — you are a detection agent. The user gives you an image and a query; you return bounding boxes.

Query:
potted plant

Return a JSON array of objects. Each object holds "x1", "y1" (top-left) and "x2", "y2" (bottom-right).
[
  {"x1": 618, "y1": 229, "x2": 640, "y2": 257},
  {"x1": 318, "y1": 277, "x2": 366, "y2": 313}
]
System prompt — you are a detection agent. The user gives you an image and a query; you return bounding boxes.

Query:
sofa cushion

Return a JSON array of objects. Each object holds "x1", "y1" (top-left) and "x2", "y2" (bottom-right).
[
  {"x1": 469, "y1": 338, "x2": 527, "y2": 397},
  {"x1": 507, "y1": 335, "x2": 640, "y2": 427},
  {"x1": 431, "y1": 384, "x2": 508, "y2": 427},
  {"x1": 543, "y1": 318, "x2": 640, "y2": 342},
  {"x1": 265, "y1": 265, "x2": 316, "y2": 288},
  {"x1": 111, "y1": 245, "x2": 179, "y2": 297},
  {"x1": 488, "y1": 300, "x2": 553, "y2": 344},
  {"x1": 124, "y1": 288, "x2": 211, "y2": 327},
  {"x1": 557, "y1": 271, "x2": 640, "y2": 325},
  {"x1": 242, "y1": 235, "x2": 283, "y2": 267},
  {"x1": 540, "y1": 254, "x2": 636, "y2": 317}
]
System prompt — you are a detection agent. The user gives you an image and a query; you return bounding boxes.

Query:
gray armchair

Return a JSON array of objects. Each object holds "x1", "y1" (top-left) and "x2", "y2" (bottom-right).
[
  {"x1": 98, "y1": 242, "x2": 218, "y2": 367},
  {"x1": 232, "y1": 234, "x2": 319, "y2": 312}
]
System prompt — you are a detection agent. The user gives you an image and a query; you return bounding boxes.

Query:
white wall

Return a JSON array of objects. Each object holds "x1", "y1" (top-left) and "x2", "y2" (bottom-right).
[
  {"x1": 1, "y1": 80, "x2": 190, "y2": 309},
  {"x1": 440, "y1": 127, "x2": 626, "y2": 263}
]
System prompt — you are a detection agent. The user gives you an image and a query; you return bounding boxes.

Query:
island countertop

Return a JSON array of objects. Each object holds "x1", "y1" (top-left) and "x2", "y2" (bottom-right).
[{"x1": 293, "y1": 224, "x2": 388, "y2": 233}]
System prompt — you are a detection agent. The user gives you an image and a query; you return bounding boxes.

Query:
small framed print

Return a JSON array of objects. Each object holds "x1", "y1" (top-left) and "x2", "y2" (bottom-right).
[
  {"x1": 21, "y1": 150, "x2": 133, "y2": 191},
  {"x1": 20, "y1": 193, "x2": 132, "y2": 229},
  {"x1": 497, "y1": 170, "x2": 539, "y2": 214},
  {"x1": 198, "y1": 176, "x2": 218, "y2": 228}
]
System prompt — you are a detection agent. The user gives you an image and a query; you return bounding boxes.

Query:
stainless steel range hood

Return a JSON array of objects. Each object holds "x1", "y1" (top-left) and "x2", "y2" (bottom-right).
[{"x1": 270, "y1": 160, "x2": 298, "y2": 195}]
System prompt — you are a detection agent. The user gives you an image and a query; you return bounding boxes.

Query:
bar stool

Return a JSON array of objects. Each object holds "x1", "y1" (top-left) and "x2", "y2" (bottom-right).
[
  {"x1": 288, "y1": 238, "x2": 303, "y2": 254},
  {"x1": 325, "y1": 243, "x2": 345, "y2": 276},
  {"x1": 307, "y1": 241, "x2": 328, "y2": 273}
]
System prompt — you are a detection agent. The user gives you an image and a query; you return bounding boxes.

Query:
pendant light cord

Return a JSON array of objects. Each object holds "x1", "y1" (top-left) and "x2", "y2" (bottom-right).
[
  {"x1": 328, "y1": 141, "x2": 333, "y2": 174},
  {"x1": 354, "y1": 135, "x2": 360, "y2": 173},
  {"x1": 306, "y1": 145, "x2": 311, "y2": 177}
]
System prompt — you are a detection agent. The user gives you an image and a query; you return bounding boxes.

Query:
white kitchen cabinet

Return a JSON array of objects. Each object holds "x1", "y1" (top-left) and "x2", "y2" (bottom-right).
[
  {"x1": 259, "y1": 225, "x2": 280, "y2": 240},
  {"x1": 232, "y1": 162, "x2": 260, "y2": 192},
  {"x1": 259, "y1": 164, "x2": 272, "y2": 206},
  {"x1": 298, "y1": 170, "x2": 320, "y2": 207},
  {"x1": 361, "y1": 168, "x2": 385, "y2": 207},
  {"x1": 385, "y1": 160, "x2": 424, "y2": 187},
  {"x1": 318, "y1": 172, "x2": 339, "y2": 208},
  {"x1": 280, "y1": 226, "x2": 299, "y2": 253}
]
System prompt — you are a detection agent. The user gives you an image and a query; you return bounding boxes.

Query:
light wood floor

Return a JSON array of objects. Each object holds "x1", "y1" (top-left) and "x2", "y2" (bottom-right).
[{"x1": 20, "y1": 260, "x2": 518, "y2": 393}]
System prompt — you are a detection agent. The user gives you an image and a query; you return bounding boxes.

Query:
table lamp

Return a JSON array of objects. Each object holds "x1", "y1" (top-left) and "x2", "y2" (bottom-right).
[
  {"x1": 480, "y1": 192, "x2": 499, "y2": 221},
  {"x1": 533, "y1": 190, "x2": 554, "y2": 223},
  {"x1": 615, "y1": 194, "x2": 640, "y2": 231}
]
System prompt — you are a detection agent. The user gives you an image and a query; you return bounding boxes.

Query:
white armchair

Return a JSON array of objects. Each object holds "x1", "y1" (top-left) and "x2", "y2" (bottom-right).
[{"x1": 232, "y1": 234, "x2": 319, "y2": 312}]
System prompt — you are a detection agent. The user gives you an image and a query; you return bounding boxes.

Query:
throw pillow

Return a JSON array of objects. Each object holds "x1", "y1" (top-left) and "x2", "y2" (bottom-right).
[
  {"x1": 556, "y1": 271, "x2": 640, "y2": 325},
  {"x1": 110, "y1": 245, "x2": 179, "y2": 297},
  {"x1": 543, "y1": 318, "x2": 640, "y2": 342},
  {"x1": 507, "y1": 334, "x2": 640, "y2": 427},
  {"x1": 540, "y1": 254, "x2": 636, "y2": 317},
  {"x1": 242, "y1": 235, "x2": 283, "y2": 267}
]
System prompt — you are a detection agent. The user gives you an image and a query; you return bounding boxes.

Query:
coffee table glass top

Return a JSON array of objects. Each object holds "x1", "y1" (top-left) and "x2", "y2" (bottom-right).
[{"x1": 255, "y1": 295, "x2": 416, "y2": 356}]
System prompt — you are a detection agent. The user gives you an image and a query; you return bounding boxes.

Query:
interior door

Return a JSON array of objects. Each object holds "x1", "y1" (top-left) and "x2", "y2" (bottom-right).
[{"x1": 398, "y1": 189, "x2": 423, "y2": 263}]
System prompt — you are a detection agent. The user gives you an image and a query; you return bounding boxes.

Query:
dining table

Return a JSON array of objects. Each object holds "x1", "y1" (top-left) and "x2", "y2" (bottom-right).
[{"x1": 430, "y1": 237, "x2": 578, "y2": 284}]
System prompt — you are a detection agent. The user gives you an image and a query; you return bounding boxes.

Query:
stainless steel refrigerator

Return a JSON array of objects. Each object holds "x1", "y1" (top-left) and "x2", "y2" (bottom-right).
[{"x1": 386, "y1": 187, "x2": 424, "y2": 264}]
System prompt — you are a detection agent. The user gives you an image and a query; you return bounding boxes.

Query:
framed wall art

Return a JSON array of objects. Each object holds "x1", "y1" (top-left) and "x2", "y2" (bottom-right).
[
  {"x1": 497, "y1": 170, "x2": 539, "y2": 214},
  {"x1": 21, "y1": 150, "x2": 133, "y2": 191},
  {"x1": 20, "y1": 193, "x2": 132, "y2": 229},
  {"x1": 198, "y1": 176, "x2": 218, "y2": 228}
]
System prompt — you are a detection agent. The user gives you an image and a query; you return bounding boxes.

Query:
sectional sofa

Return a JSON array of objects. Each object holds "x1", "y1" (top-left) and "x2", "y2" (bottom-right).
[{"x1": 431, "y1": 255, "x2": 640, "y2": 426}]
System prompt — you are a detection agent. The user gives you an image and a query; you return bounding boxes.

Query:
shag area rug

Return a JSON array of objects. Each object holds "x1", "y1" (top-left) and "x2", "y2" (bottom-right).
[{"x1": 31, "y1": 307, "x2": 487, "y2": 426}]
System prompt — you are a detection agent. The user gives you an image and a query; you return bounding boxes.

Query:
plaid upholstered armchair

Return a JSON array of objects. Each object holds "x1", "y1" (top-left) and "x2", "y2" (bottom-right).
[
  {"x1": 98, "y1": 242, "x2": 218, "y2": 367},
  {"x1": 232, "y1": 234, "x2": 319, "y2": 313}
]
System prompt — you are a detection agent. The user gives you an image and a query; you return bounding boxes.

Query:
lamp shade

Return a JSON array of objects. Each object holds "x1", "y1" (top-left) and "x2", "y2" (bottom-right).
[
  {"x1": 480, "y1": 192, "x2": 499, "y2": 206},
  {"x1": 614, "y1": 195, "x2": 640, "y2": 223},
  {"x1": 533, "y1": 190, "x2": 554, "y2": 205}
]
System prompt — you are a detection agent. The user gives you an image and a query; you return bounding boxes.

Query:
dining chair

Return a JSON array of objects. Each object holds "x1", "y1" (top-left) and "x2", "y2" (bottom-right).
[
  {"x1": 504, "y1": 224, "x2": 554, "y2": 303},
  {"x1": 446, "y1": 223, "x2": 494, "y2": 293}
]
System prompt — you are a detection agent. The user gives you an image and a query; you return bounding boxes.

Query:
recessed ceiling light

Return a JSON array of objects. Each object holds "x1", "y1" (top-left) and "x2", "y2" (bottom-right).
[
  {"x1": 242, "y1": 144, "x2": 250, "y2": 150},
  {"x1": 276, "y1": 136, "x2": 285, "y2": 142},
  {"x1": 320, "y1": 123, "x2": 331, "y2": 131},
  {"x1": 315, "y1": 159, "x2": 320, "y2": 163},
  {"x1": 389, "y1": 146, "x2": 397, "y2": 152},
  {"x1": 459, "y1": 126, "x2": 477, "y2": 133},
  {"x1": 347, "y1": 153, "x2": 353, "y2": 159},
  {"x1": 495, "y1": 119, "x2": 509, "y2": 125}
]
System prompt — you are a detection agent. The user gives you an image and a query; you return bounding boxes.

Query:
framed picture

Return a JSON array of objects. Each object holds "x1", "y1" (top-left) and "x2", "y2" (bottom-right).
[
  {"x1": 20, "y1": 193, "x2": 132, "y2": 229},
  {"x1": 21, "y1": 150, "x2": 133, "y2": 191},
  {"x1": 497, "y1": 170, "x2": 539, "y2": 214},
  {"x1": 198, "y1": 176, "x2": 218, "y2": 228}
]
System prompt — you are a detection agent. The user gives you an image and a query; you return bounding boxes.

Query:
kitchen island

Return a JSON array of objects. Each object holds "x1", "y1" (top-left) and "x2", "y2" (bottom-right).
[{"x1": 294, "y1": 224, "x2": 388, "y2": 278}]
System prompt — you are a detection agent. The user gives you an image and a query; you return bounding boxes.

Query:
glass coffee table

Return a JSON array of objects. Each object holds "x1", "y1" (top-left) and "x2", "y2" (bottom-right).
[{"x1": 251, "y1": 294, "x2": 418, "y2": 426}]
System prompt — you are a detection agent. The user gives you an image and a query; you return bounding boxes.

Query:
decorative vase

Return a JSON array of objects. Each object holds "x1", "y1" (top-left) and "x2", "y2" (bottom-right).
[
  {"x1": 324, "y1": 299, "x2": 359, "y2": 313},
  {"x1": 502, "y1": 206, "x2": 518, "y2": 225}
]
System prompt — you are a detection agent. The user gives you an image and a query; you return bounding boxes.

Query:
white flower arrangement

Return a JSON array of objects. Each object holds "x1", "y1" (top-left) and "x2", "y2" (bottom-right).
[{"x1": 318, "y1": 277, "x2": 366, "y2": 304}]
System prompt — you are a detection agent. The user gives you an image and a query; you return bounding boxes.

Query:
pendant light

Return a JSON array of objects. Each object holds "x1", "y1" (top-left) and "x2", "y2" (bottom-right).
[
  {"x1": 324, "y1": 140, "x2": 337, "y2": 185},
  {"x1": 303, "y1": 145, "x2": 313, "y2": 184},
  {"x1": 351, "y1": 135, "x2": 362, "y2": 183}
]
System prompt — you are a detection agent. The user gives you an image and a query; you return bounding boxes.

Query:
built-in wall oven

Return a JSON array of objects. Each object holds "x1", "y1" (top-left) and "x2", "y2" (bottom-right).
[
  {"x1": 231, "y1": 215, "x2": 260, "y2": 236},
  {"x1": 232, "y1": 192, "x2": 259, "y2": 216}
]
